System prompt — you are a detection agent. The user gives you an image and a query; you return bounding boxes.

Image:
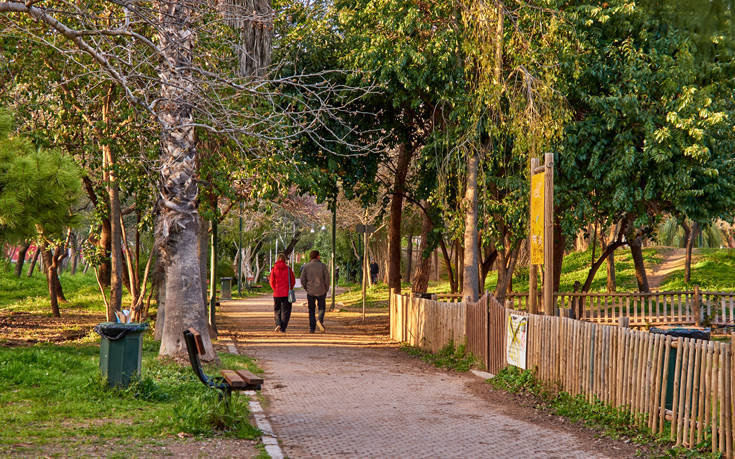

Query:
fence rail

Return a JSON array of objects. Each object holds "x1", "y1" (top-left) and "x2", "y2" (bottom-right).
[
  {"x1": 505, "y1": 289, "x2": 735, "y2": 326},
  {"x1": 391, "y1": 291, "x2": 735, "y2": 456}
]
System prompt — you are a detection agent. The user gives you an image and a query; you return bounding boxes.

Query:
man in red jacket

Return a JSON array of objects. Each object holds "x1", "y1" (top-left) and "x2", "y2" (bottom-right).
[{"x1": 268, "y1": 253, "x2": 296, "y2": 333}]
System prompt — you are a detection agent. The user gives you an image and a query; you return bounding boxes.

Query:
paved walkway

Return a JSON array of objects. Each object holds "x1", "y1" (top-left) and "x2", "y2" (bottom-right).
[{"x1": 218, "y1": 291, "x2": 626, "y2": 459}]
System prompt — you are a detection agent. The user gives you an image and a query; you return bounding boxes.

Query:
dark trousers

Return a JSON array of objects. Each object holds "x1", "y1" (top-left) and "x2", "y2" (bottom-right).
[
  {"x1": 273, "y1": 296, "x2": 292, "y2": 331},
  {"x1": 307, "y1": 294, "x2": 326, "y2": 331}
]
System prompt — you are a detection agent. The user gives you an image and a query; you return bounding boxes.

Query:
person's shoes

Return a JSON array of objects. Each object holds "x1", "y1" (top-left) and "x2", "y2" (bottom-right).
[
  {"x1": 309, "y1": 329, "x2": 315, "y2": 333},
  {"x1": 316, "y1": 321, "x2": 325, "y2": 333},
  {"x1": 274, "y1": 325, "x2": 281, "y2": 332}
]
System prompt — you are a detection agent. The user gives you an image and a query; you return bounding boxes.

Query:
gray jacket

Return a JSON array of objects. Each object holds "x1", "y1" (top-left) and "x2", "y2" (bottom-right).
[{"x1": 300, "y1": 259, "x2": 330, "y2": 296}]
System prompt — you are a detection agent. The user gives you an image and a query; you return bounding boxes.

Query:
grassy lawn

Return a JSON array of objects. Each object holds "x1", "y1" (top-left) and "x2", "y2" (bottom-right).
[
  {"x1": 659, "y1": 249, "x2": 735, "y2": 291},
  {"x1": 0, "y1": 267, "x2": 266, "y2": 457},
  {"x1": 0, "y1": 269, "x2": 112, "y2": 315},
  {"x1": 0, "y1": 337, "x2": 263, "y2": 457}
]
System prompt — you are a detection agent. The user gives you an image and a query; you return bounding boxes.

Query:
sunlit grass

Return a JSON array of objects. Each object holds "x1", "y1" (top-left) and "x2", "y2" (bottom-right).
[
  {"x1": 0, "y1": 337, "x2": 261, "y2": 456},
  {"x1": 659, "y1": 249, "x2": 735, "y2": 291}
]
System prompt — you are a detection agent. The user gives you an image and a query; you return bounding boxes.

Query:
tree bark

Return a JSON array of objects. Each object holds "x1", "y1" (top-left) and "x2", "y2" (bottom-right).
[
  {"x1": 282, "y1": 230, "x2": 301, "y2": 257},
  {"x1": 153, "y1": 255, "x2": 166, "y2": 341},
  {"x1": 42, "y1": 248, "x2": 60, "y2": 317},
  {"x1": 630, "y1": 235, "x2": 650, "y2": 292},
  {"x1": 14, "y1": 241, "x2": 30, "y2": 277},
  {"x1": 684, "y1": 222, "x2": 699, "y2": 284},
  {"x1": 388, "y1": 143, "x2": 411, "y2": 291},
  {"x1": 27, "y1": 248, "x2": 39, "y2": 277},
  {"x1": 480, "y1": 244, "x2": 498, "y2": 292},
  {"x1": 462, "y1": 150, "x2": 481, "y2": 302},
  {"x1": 495, "y1": 242, "x2": 520, "y2": 303},
  {"x1": 411, "y1": 204, "x2": 434, "y2": 293},
  {"x1": 405, "y1": 233, "x2": 413, "y2": 285},
  {"x1": 553, "y1": 220, "x2": 564, "y2": 293},
  {"x1": 156, "y1": 0, "x2": 215, "y2": 360},
  {"x1": 439, "y1": 239, "x2": 457, "y2": 293},
  {"x1": 70, "y1": 233, "x2": 78, "y2": 275},
  {"x1": 600, "y1": 226, "x2": 616, "y2": 292},
  {"x1": 581, "y1": 241, "x2": 625, "y2": 292},
  {"x1": 198, "y1": 215, "x2": 209, "y2": 318}
]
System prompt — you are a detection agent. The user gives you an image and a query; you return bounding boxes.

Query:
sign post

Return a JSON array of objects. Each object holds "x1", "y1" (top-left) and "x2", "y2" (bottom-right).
[
  {"x1": 529, "y1": 158, "x2": 541, "y2": 314},
  {"x1": 529, "y1": 154, "x2": 554, "y2": 315},
  {"x1": 543, "y1": 152, "x2": 554, "y2": 315}
]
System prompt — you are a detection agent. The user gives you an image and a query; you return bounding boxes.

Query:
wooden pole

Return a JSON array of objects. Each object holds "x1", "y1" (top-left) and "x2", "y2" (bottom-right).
[
  {"x1": 543, "y1": 152, "x2": 554, "y2": 315},
  {"x1": 362, "y1": 227, "x2": 368, "y2": 321},
  {"x1": 529, "y1": 157, "x2": 539, "y2": 314}
]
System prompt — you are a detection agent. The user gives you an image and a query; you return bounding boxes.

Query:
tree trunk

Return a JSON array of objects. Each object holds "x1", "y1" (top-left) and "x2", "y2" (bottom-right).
[
  {"x1": 462, "y1": 151, "x2": 481, "y2": 302},
  {"x1": 282, "y1": 230, "x2": 301, "y2": 257},
  {"x1": 388, "y1": 143, "x2": 411, "y2": 291},
  {"x1": 198, "y1": 215, "x2": 209, "y2": 317},
  {"x1": 14, "y1": 241, "x2": 30, "y2": 277},
  {"x1": 480, "y1": 244, "x2": 498, "y2": 291},
  {"x1": 41, "y1": 247, "x2": 61, "y2": 317},
  {"x1": 154, "y1": 256, "x2": 166, "y2": 341},
  {"x1": 582, "y1": 241, "x2": 625, "y2": 292},
  {"x1": 439, "y1": 239, "x2": 457, "y2": 293},
  {"x1": 457, "y1": 241, "x2": 464, "y2": 291},
  {"x1": 70, "y1": 233, "x2": 78, "y2": 275},
  {"x1": 27, "y1": 248, "x2": 40, "y2": 277},
  {"x1": 605, "y1": 251, "x2": 616, "y2": 292},
  {"x1": 684, "y1": 222, "x2": 699, "y2": 284},
  {"x1": 411, "y1": 205, "x2": 434, "y2": 293},
  {"x1": 553, "y1": 220, "x2": 564, "y2": 293},
  {"x1": 630, "y1": 235, "x2": 650, "y2": 292},
  {"x1": 156, "y1": 1, "x2": 215, "y2": 360},
  {"x1": 405, "y1": 233, "x2": 413, "y2": 285}
]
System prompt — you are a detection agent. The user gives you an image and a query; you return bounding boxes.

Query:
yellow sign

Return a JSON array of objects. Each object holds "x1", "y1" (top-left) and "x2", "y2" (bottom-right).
[{"x1": 530, "y1": 172, "x2": 544, "y2": 264}]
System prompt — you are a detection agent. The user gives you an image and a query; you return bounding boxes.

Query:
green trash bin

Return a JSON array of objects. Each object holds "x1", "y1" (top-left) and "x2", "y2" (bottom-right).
[
  {"x1": 650, "y1": 327, "x2": 710, "y2": 410},
  {"x1": 94, "y1": 322, "x2": 149, "y2": 388}
]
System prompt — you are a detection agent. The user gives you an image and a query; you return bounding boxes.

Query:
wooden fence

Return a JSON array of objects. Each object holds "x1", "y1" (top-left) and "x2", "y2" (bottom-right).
[
  {"x1": 505, "y1": 289, "x2": 735, "y2": 326},
  {"x1": 391, "y1": 291, "x2": 735, "y2": 456},
  {"x1": 389, "y1": 293, "x2": 466, "y2": 352}
]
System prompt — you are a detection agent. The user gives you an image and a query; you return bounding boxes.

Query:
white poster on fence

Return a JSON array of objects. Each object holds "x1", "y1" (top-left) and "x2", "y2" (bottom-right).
[{"x1": 506, "y1": 313, "x2": 528, "y2": 369}]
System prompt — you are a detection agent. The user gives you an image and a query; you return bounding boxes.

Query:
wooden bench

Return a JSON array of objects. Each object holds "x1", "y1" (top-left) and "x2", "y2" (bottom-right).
[{"x1": 183, "y1": 328, "x2": 263, "y2": 404}]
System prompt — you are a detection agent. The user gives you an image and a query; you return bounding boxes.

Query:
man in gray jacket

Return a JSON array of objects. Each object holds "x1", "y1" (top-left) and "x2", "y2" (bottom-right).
[{"x1": 300, "y1": 250, "x2": 330, "y2": 333}]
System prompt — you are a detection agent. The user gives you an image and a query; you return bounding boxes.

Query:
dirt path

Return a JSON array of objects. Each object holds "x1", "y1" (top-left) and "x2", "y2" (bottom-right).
[
  {"x1": 648, "y1": 247, "x2": 689, "y2": 289},
  {"x1": 219, "y1": 291, "x2": 642, "y2": 459}
]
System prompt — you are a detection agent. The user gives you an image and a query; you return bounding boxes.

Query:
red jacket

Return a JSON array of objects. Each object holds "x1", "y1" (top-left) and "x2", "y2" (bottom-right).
[{"x1": 268, "y1": 260, "x2": 296, "y2": 298}]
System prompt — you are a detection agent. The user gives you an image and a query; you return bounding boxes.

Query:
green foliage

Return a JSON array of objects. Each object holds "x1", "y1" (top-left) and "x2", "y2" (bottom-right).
[
  {"x1": 557, "y1": 1, "x2": 735, "y2": 242},
  {"x1": 402, "y1": 341, "x2": 478, "y2": 372},
  {"x1": 0, "y1": 339, "x2": 261, "y2": 454},
  {"x1": 0, "y1": 109, "x2": 81, "y2": 242}
]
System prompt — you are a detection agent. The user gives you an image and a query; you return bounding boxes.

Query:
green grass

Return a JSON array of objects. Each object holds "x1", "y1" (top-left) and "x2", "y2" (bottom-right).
[
  {"x1": 401, "y1": 341, "x2": 479, "y2": 372},
  {"x1": 0, "y1": 337, "x2": 262, "y2": 456},
  {"x1": 335, "y1": 282, "x2": 396, "y2": 309},
  {"x1": 659, "y1": 249, "x2": 735, "y2": 291},
  {"x1": 0, "y1": 268, "x2": 112, "y2": 315}
]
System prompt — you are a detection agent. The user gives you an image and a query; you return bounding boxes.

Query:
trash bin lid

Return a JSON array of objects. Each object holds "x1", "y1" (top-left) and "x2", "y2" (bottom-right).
[
  {"x1": 94, "y1": 322, "x2": 149, "y2": 341},
  {"x1": 650, "y1": 327, "x2": 710, "y2": 341}
]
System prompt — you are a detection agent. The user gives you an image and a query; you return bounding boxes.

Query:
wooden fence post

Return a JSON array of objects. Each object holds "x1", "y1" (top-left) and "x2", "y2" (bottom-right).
[{"x1": 693, "y1": 285, "x2": 702, "y2": 326}]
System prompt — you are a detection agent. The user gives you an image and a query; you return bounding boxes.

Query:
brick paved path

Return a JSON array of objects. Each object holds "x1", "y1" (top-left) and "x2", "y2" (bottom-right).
[{"x1": 218, "y1": 292, "x2": 616, "y2": 459}]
